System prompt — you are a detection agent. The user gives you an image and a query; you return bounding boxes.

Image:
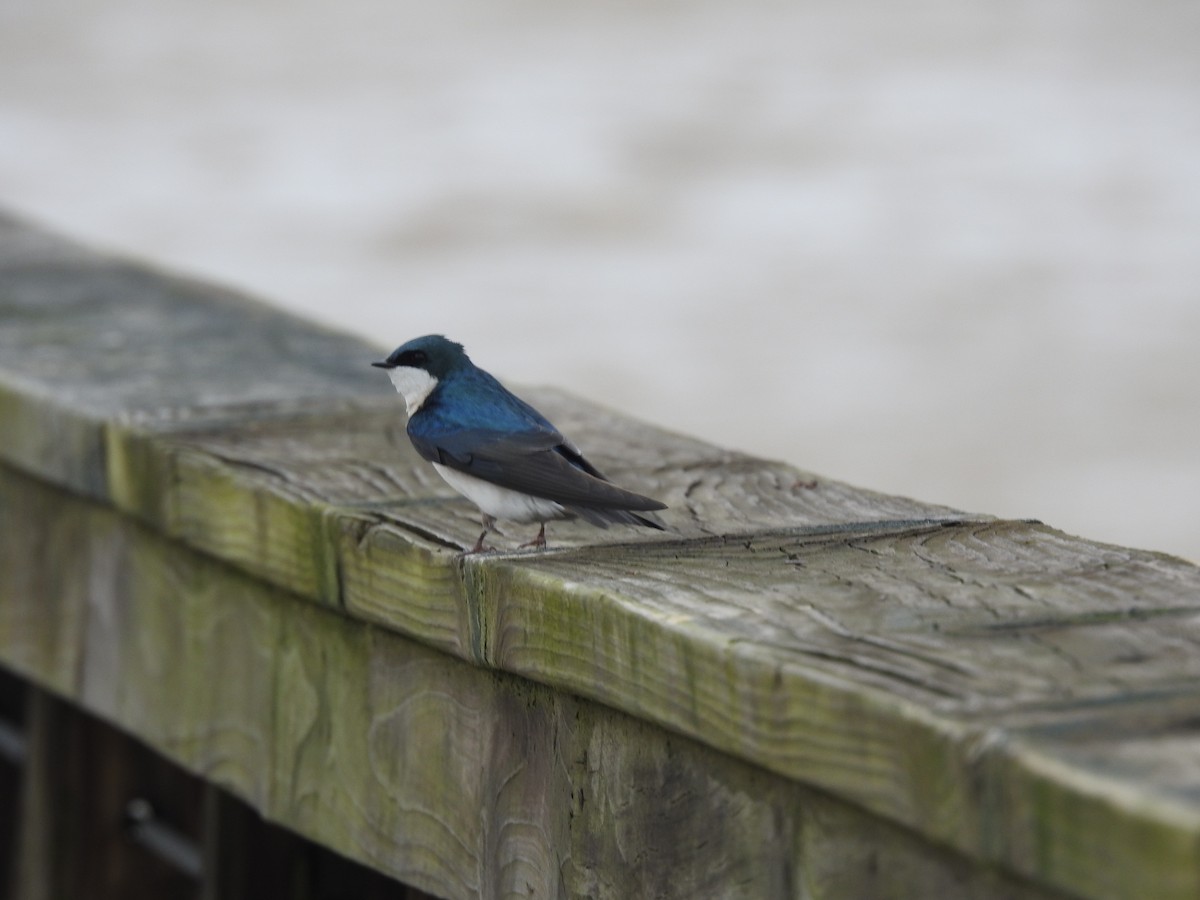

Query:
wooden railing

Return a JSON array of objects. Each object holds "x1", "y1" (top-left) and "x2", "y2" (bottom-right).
[{"x1": 2, "y1": 210, "x2": 1199, "y2": 899}]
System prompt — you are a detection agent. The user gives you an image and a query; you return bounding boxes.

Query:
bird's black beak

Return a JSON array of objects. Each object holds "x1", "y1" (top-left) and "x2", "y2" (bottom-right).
[{"x1": 371, "y1": 361, "x2": 394, "y2": 369}]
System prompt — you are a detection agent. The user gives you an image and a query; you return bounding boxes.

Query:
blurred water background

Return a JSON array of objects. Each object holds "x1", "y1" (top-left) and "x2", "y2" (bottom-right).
[{"x1": 2, "y1": 0, "x2": 1197, "y2": 560}]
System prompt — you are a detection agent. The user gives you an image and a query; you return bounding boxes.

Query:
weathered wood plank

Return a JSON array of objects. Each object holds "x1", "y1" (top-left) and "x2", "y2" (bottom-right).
[
  {"x1": 101, "y1": 395, "x2": 966, "y2": 652},
  {"x1": 0, "y1": 464, "x2": 93, "y2": 696},
  {"x1": 0, "y1": 211, "x2": 392, "y2": 499},
  {"x1": 105, "y1": 388, "x2": 964, "y2": 547},
  {"x1": 465, "y1": 524, "x2": 1200, "y2": 899},
  {"x1": 4, "y1": 211, "x2": 1200, "y2": 899},
  {"x1": 0, "y1": 465, "x2": 1071, "y2": 900}
]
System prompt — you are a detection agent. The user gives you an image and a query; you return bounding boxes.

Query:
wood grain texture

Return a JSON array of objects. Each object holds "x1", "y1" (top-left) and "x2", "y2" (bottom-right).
[
  {"x1": 101, "y1": 394, "x2": 966, "y2": 655},
  {"x1": 0, "y1": 462, "x2": 93, "y2": 695},
  {"x1": 1, "y1": 466, "x2": 1072, "y2": 900},
  {"x1": 4, "y1": 211, "x2": 1200, "y2": 899},
  {"x1": 464, "y1": 522, "x2": 1200, "y2": 899},
  {"x1": 0, "y1": 209, "x2": 392, "y2": 500}
]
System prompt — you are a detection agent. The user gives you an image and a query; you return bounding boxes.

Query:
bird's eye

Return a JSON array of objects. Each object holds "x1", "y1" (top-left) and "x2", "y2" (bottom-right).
[{"x1": 399, "y1": 349, "x2": 429, "y2": 367}]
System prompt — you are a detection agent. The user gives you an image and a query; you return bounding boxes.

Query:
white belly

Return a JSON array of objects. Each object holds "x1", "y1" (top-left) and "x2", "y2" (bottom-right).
[{"x1": 432, "y1": 463, "x2": 567, "y2": 524}]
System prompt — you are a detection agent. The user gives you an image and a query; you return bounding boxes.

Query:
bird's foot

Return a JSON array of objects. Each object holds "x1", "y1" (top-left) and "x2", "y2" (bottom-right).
[
  {"x1": 468, "y1": 516, "x2": 498, "y2": 553},
  {"x1": 519, "y1": 524, "x2": 547, "y2": 550}
]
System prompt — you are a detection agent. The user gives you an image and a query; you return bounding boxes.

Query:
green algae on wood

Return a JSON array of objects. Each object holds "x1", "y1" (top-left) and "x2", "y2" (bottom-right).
[{"x1": 1, "y1": 465, "x2": 1073, "y2": 900}]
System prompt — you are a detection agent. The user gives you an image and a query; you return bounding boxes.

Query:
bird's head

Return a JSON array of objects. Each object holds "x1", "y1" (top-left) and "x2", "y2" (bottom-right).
[{"x1": 372, "y1": 334, "x2": 470, "y2": 415}]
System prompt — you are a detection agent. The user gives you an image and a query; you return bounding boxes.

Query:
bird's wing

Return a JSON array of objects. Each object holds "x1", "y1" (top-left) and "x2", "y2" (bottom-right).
[
  {"x1": 412, "y1": 423, "x2": 665, "y2": 511},
  {"x1": 409, "y1": 421, "x2": 663, "y2": 516},
  {"x1": 406, "y1": 368, "x2": 665, "y2": 511}
]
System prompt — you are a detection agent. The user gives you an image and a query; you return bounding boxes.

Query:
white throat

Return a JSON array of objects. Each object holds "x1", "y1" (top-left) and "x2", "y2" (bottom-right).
[{"x1": 385, "y1": 366, "x2": 439, "y2": 415}]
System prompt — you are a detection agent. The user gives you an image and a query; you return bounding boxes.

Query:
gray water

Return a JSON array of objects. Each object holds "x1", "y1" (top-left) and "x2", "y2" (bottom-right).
[{"x1": 2, "y1": 0, "x2": 1197, "y2": 560}]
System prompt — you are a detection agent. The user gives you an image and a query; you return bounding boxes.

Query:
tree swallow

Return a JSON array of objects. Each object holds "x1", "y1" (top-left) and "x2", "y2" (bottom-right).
[{"x1": 372, "y1": 335, "x2": 667, "y2": 552}]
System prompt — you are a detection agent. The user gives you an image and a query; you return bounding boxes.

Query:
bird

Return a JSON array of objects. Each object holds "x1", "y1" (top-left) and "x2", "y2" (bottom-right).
[{"x1": 372, "y1": 335, "x2": 667, "y2": 552}]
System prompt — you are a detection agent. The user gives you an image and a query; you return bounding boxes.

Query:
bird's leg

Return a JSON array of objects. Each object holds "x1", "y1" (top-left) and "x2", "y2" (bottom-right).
[
  {"x1": 519, "y1": 523, "x2": 547, "y2": 550},
  {"x1": 471, "y1": 514, "x2": 496, "y2": 553}
]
